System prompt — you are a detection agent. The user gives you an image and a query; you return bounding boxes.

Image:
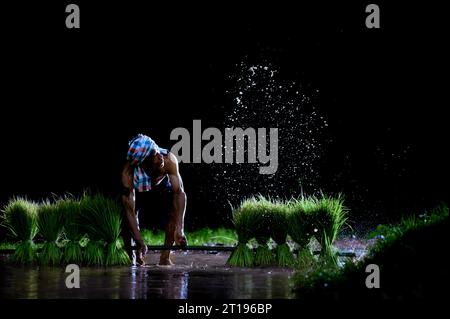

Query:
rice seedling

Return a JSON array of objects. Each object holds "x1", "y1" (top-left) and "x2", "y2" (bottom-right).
[
  {"x1": 296, "y1": 247, "x2": 316, "y2": 270},
  {"x1": 141, "y1": 229, "x2": 165, "y2": 245},
  {"x1": 318, "y1": 234, "x2": 339, "y2": 267},
  {"x1": 269, "y1": 201, "x2": 294, "y2": 267},
  {"x1": 1, "y1": 198, "x2": 38, "y2": 264},
  {"x1": 287, "y1": 196, "x2": 316, "y2": 249},
  {"x1": 187, "y1": 227, "x2": 237, "y2": 246},
  {"x1": 368, "y1": 202, "x2": 449, "y2": 256},
  {"x1": 227, "y1": 197, "x2": 264, "y2": 267},
  {"x1": 83, "y1": 239, "x2": 105, "y2": 265},
  {"x1": 139, "y1": 227, "x2": 238, "y2": 246},
  {"x1": 0, "y1": 242, "x2": 16, "y2": 250},
  {"x1": 37, "y1": 201, "x2": 64, "y2": 265},
  {"x1": 227, "y1": 243, "x2": 254, "y2": 267},
  {"x1": 80, "y1": 194, "x2": 129, "y2": 266},
  {"x1": 251, "y1": 196, "x2": 276, "y2": 266},
  {"x1": 275, "y1": 243, "x2": 294, "y2": 267},
  {"x1": 58, "y1": 198, "x2": 84, "y2": 264},
  {"x1": 206, "y1": 228, "x2": 238, "y2": 245},
  {"x1": 312, "y1": 195, "x2": 347, "y2": 260},
  {"x1": 292, "y1": 205, "x2": 449, "y2": 301}
]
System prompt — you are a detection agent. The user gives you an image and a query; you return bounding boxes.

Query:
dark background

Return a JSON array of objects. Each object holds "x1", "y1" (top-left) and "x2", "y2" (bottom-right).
[{"x1": 0, "y1": 1, "x2": 447, "y2": 234}]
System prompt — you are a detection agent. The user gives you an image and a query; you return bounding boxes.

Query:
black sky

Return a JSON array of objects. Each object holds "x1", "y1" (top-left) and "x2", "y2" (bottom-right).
[{"x1": 0, "y1": 1, "x2": 447, "y2": 231}]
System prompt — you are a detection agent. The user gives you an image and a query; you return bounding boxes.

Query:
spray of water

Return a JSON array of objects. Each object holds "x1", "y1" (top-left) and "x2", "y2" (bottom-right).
[{"x1": 206, "y1": 62, "x2": 328, "y2": 219}]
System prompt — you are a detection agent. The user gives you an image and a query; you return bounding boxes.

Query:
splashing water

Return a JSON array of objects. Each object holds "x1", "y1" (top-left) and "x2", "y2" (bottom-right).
[{"x1": 206, "y1": 62, "x2": 328, "y2": 218}]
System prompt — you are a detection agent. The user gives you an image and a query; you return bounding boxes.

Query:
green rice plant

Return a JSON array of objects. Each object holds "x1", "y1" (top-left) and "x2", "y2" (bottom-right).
[
  {"x1": 368, "y1": 203, "x2": 449, "y2": 256},
  {"x1": 318, "y1": 234, "x2": 339, "y2": 267},
  {"x1": 425, "y1": 203, "x2": 448, "y2": 223},
  {"x1": 59, "y1": 198, "x2": 84, "y2": 264},
  {"x1": 141, "y1": 229, "x2": 165, "y2": 245},
  {"x1": 140, "y1": 227, "x2": 238, "y2": 246},
  {"x1": 312, "y1": 195, "x2": 348, "y2": 257},
  {"x1": 37, "y1": 201, "x2": 64, "y2": 265},
  {"x1": 275, "y1": 243, "x2": 295, "y2": 267},
  {"x1": 80, "y1": 194, "x2": 130, "y2": 266},
  {"x1": 269, "y1": 201, "x2": 294, "y2": 267},
  {"x1": 187, "y1": 227, "x2": 237, "y2": 246},
  {"x1": 0, "y1": 242, "x2": 16, "y2": 250},
  {"x1": 291, "y1": 257, "x2": 342, "y2": 292},
  {"x1": 292, "y1": 205, "x2": 449, "y2": 300},
  {"x1": 227, "y1": 242, "x2": 254, "y2": 267},
  {"x1": 13, "y1": 240, "x2": 36, "y2": 264},
  {"x1": 254, "y1": 244, "x2": 274, "y2": 266},
  {"x1": 227, "y1": 196, "x2": 265, "y2": 267},
  {"x1": 84, "y1": 239, "x2": 105, "y2": 265},
  {"x1": 287, "y1": 196, "x2": 316, "y2": 249},
  {"x1": 1, "y1": 198, "x2": 38, "y2": 264},
  {"x1": 105, "y1": 239, "x2": 129, "y2": 266},
  {"x1": 207, "y1": 228, "x2": 238, "y2": 245},
  {"x1": 296, "y1": 247, "x2": 316, "y2": 270},
  {"x1": 252, "y1": 196, "x2": 277, "y2": 266}
]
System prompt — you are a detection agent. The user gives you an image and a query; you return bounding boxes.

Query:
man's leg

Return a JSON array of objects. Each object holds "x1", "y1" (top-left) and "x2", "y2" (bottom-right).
[{"x1": 159, "y1": 212, "x2": 176, "y2": 265}]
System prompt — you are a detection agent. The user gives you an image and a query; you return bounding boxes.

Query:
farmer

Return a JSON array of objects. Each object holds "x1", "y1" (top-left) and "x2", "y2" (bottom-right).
[{"x1": 121, "y1": 134, "x2": 187, "y2": 266}]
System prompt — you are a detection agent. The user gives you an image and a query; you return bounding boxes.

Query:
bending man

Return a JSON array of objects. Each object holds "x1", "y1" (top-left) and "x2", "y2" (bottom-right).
[{"x1": 121, "y1": 134, "x2": 187, "y2": 265}]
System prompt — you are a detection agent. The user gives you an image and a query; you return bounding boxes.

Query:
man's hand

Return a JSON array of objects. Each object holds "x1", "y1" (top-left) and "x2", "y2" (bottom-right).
[
  {"x1": 136, "y1": 239, "x2": 147, "y2": 265},
  {"x1": 174, "y1": 229, "x2": 187, "y2": 247}
]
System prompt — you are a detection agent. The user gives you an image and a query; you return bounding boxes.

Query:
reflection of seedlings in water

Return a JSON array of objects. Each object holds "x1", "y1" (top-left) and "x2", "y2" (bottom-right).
[
  {"x1": 8, "y1": 267, "x2": 39, "y2": 298},
  {"x1": 234, "y1": 273, "x2": 254, "y2": 299},
  {"x1": 264, "y1": 273, "x2": 273, "y2": 299}
]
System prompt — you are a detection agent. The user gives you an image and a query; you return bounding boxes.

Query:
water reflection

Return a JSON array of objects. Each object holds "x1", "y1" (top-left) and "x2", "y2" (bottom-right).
[
  {"x1": 0, "y1": 263, "x2": 293, "y2": 299},
  {"x1": 128, "y1": 267, "x2": 189, "y2": 299}
]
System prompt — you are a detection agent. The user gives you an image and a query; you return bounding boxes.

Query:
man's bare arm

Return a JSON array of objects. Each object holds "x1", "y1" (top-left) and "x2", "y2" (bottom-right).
[
  {"x1": 166, "y1": 153, "x2": 187, "y2": 244},
  {"x1": 121, "y1": 164, "x2": 144, "y2": 245}
]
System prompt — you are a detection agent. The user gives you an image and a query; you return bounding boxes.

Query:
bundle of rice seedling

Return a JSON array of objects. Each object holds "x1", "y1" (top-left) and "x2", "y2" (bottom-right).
[
  {"x1": 296, "y1": 246, "x2": 316, "y2": 270},
  {"x1": 37, "y1": 201, "x2": 64, "y2": 265},
  {"x1": 227, "y1": 197, "x2": 261, "y2": 267},
  {"x1": 80, "y1": 194, "x2": 129, "y2": 266},
  {"x1": 141, "y1": 229, "x2": 164, "y2": 245},
  {"x1": 254, "y1": 242, "x2": 274, "y2": 266},
  {"x1": 1, "y1": 198, "x2": 38, "y2": 264},
  {"x1": 287, "y1": 197, "x2": 316, "y2": 248},
  {"x1": 83, "y1": 239, "x2": 105, "y2": 265},
  {"x1": 313, "y1": 195, "x2": 347, "y2": 260},
  {"x1": 270, "y1": 201, "x2": 294, "y2": 267},
  {"x1": 287, "y1": 196, "x2": 319, "y2": 266},
  {"x1": 186, "y1": 227, "x2": 237, "y2": 246},
  {"x1": 318, "y1": 234, "x2": 339, "y2": 267},
  {"x1": 59, "y1": 198, "x2": 84, "y2": 264},
  {"x1": 252, "y1": 196, "x2": 276, "y2": 266}
]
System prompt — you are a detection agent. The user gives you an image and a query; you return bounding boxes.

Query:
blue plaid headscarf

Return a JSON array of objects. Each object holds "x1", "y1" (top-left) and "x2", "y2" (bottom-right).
[{"x1": 127, "y1": 134, "x2": 160, "y2": 192}]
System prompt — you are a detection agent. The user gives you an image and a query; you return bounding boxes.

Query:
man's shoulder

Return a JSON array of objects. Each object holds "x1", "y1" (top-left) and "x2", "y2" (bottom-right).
[
  {"x1": 164, "y1": 152, "x2": 180, "y2": 174},
  {"x1": 121, "y1": 162, "x2": 133, "y2": 186}
]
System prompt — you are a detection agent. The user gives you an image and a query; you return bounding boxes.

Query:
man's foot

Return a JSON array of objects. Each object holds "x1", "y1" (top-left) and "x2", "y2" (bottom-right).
[
  {"x1": 174, "y1": 230, "x2": 187, "y2": 247},
  {"x1": 136, "y1": 251, "x2": 146, "y2": 266},
  {"x1": 159, "y1": 251, "x2": 174, "y2": 266},
  {"x1": 158, "y1": 259, "x2": 174, "y2": 266}
]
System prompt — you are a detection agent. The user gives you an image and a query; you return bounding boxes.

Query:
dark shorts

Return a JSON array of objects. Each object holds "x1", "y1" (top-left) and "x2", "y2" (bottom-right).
[{"x1": 135, "y1": 175, "x2": 174, "y2": 231}]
